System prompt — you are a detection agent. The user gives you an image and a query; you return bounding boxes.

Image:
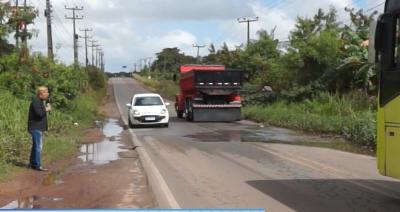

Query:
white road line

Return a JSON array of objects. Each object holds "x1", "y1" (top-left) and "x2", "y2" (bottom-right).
[{"x1": 112, "y1": 79, "x2": 181, "y2": 208}]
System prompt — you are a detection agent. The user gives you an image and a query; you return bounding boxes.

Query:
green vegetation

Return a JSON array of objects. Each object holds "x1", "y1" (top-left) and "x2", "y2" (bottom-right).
[
  {"x1": 137, "y1": 6, "x2": 378, "y2": 149},
  {"x1": 0, "y1": 2, "x2": 107, "y2": 180},
  {"x1": 134, "y1": 74, "x2": 178, "y2": 100},
  {"x1": 243, "y1": 92, "x2": 376, "y2": 147}
]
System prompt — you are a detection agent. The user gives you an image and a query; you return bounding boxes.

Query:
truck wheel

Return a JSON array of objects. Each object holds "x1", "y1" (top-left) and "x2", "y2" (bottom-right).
[
  {"x1": 187, "y1": 104, "x2": 194, "y2": 121},
  {"x1": 177, "y1": 111, "x2": 183, "y2": 118}
]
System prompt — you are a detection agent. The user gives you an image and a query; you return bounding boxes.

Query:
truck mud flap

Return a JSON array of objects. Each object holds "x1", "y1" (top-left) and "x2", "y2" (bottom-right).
[{"x1": 192, "y1": 107, "x2": 241, "y2": 122}]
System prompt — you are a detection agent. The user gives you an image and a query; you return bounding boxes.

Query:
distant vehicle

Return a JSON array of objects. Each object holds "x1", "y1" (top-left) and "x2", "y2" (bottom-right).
[
  {"x1": 175, "y1": 65, "x2": 243, "y2": 122},
  {"x1": 126, "y1": 93, "x2": 170, "y2": 128}
]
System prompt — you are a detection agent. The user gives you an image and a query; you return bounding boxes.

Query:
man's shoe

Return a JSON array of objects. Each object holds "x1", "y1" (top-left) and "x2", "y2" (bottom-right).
[{"x1": 33, "y1": 167, "x2": 49, "y2": 171}]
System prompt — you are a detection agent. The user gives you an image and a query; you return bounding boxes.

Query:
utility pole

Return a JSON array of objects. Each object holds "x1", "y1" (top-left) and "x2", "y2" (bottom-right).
[
  {"x1": 147, "y1": 57, "x2": 153, "y2": 79},
  {"x1": 15, "y1": 0, "x2": 19, "y2": 48},
  {"x1": 88, "y1": 40, "x2": 98, "y2": 66},
  {"x1": 100, "y1": 51, "x2": 105, "y2": 72},
  {"x1": 193, "y1": 44, "x2": 206, "y2": 63},
  {"x1": 79, "y1": 28, "x2": 92, "y2": 67},
  {"x1": 45, "y1": 0, "x2": 54, "y2": 61},
  {"x1": 22, "y1": 0, "x2": 27, "y2": 45},
  {"x1": 65, "y1": 5, "x2": 84, "y2": 66},
  {"x1": 95, "y1": 47, "x2": 101, "y2": 69},
  {"x1": 237, "y1": 17, "x2": 259, "y2": 46}
]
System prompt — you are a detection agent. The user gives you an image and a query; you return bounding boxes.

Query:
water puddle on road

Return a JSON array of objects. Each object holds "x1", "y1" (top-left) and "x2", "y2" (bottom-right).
[
  {"x1": 40, "y1": 170, "x2": 65, "y2": 186},
  {"x1": 184, "y1": 126, "x2": 327, "y2": 144},
  {"x1": 78, "y1": 118, "x2": 127, "y2": 166},
  {"x1": 1, "y1": 196, "x2": 63, "y2": 209}
]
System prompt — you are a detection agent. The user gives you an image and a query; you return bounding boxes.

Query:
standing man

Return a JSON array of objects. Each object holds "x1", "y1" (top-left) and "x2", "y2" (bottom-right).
[{"x1": 28, "y1": 86, "x2": 52, "y2": 171}]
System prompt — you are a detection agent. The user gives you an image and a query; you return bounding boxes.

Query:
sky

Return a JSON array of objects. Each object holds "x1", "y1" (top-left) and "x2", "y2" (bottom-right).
[{"x1": 23, "y1": 0, "x2": 384, "y2": 72}]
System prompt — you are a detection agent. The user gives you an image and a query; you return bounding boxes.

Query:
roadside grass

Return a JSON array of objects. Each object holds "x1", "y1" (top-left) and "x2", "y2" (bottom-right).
[
  {"x1": 0, "y1": 89, "x2": 105, "y2": 181},
  {"x1": 243, "y1": 92, "x2": 376, "y2": 149},
  {"x1": 134, "y1": 74, "x2": 178, "y2": 100}
]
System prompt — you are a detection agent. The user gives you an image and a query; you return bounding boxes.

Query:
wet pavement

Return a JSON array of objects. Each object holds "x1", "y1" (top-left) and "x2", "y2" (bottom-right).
[{"x1": 184, "y1": 125, "x2": 329, "y2": 143}]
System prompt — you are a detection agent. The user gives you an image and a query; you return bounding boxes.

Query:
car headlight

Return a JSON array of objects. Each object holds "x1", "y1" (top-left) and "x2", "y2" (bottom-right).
[
  {"x1": 133, "y1": 110, "x2": 140, "y2": 115},
  {"x1": 160, "y1": 109, "x2": 167, "y2": 114}
]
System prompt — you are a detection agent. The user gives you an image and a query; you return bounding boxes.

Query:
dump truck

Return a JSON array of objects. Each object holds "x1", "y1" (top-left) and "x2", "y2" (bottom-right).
[{"x1": 175, "y1": 65, "x2": 243, "y2": 122}]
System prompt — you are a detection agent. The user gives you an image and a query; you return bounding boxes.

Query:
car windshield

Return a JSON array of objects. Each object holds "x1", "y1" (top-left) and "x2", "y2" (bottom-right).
[{"x1": 134, "y1": 96, "x2": 163, "y2": 106}]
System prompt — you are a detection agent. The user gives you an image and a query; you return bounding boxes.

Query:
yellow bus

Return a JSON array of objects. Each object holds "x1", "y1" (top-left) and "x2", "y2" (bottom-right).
[{"x1": 374, "y1": 0, "x2": 400, "y2": 179}]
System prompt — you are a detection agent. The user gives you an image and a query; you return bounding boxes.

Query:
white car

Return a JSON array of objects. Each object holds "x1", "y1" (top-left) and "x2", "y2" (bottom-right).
[{"x1": 126, "y1": 93, "x2": 170, "y2": 128}]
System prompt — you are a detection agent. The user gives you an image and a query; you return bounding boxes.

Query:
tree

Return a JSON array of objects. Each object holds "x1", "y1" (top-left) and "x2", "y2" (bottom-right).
[
  {"x1": 0, "y1": 2, "x2": 14, "y2": 56},
  {"x1": 151, "y1": 47, "x2": 196, "y2": 79}
]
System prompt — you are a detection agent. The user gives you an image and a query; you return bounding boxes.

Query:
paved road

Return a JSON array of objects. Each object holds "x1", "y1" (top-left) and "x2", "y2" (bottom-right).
[{"x1": 112, "y1": 78, "x2": 400, "y2": 211}]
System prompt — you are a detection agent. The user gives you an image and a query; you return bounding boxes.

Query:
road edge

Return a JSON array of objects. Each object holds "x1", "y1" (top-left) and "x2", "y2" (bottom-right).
[{"x1": 111, "y1": 79, "x2": 181, "y2": 209}]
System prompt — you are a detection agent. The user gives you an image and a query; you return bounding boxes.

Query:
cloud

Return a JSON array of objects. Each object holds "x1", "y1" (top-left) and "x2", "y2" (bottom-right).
[{"x1": 26, "y1": 0, "x2": 373, "y2": 72}]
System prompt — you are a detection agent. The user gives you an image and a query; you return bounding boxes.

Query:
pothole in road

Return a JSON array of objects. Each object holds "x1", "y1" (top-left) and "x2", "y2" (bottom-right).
[
  {"x1": 1, "y1": 196, "x2": 63, "y2": 209},
  {"x1": 78, "y1": 118, "x2": 128, "y2": 165}
]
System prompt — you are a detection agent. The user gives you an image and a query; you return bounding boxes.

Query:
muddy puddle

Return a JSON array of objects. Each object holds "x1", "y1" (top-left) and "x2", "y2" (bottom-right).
[
  {"x1": 184, "y1": 126, "x2": 329, "y2": 144},
  {"x1": 1, "y1": 196, "x2": 63, "y2": 209},
  {"x1": 79, "y1": 119, "x2": 127, "y2": 165}
]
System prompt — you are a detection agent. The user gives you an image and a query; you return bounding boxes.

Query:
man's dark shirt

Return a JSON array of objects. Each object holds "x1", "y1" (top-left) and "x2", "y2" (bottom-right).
[{"x1": 28, "y1": 96, "x2": 48, "y2": 131}]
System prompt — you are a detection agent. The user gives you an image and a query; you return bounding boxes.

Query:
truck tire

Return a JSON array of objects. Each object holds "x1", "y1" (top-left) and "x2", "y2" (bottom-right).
[
  {"x1": 185, "y1": 99, "x2": 193, "y2": 122},
  {"x1": 176, "y1": 105, "x2": 183, "y2": 118},
  {"x1": 177, "y1": 111, "x2": 183, "y2": 118}
]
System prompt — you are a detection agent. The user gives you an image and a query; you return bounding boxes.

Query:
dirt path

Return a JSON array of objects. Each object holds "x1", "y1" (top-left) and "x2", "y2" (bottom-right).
[{"x1": 0, "y1": 83, "x2": 155, "y2": 209}]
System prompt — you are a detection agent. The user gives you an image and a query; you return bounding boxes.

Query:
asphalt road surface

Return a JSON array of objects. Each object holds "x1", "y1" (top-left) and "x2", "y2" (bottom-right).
[{"x1": 112, "y1": 78, "x2": 400, "y2": 211}]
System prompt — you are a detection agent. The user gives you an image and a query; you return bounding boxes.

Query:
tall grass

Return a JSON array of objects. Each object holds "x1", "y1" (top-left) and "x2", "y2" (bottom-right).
[
  {"x1": 0, "y1": 89, "x2": 104, "y2": 181},
  {"x1": 243, "y1": 92, "x2": 376, "y2": 147}
]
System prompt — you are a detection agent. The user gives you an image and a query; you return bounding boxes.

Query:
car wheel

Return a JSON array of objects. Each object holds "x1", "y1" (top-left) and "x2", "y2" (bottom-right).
[{"x1": 128, "y1": 116, "x2": 134, "y2": 128}]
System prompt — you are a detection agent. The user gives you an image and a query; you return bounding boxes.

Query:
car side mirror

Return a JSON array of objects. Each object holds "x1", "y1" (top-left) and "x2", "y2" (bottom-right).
[
  {"x1": 126, "y1": 103, "x2": 131, "y2": 108},
  {"x1": 165, "y1": 102, "x2": 171, "y2": 106}
]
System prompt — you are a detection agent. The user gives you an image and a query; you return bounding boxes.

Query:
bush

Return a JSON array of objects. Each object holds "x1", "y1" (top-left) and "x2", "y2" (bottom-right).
[
  {"x1": 88, "y1": 66, "x2": 106, "y2": 90},
  {"x1": 241, "y1": 83, "x2": 278, "y2": 106}
]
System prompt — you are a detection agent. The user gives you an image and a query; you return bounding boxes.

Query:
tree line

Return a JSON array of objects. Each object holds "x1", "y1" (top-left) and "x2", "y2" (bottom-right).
[{"x1": 144, "y1": 7, "x2": 377, "y2": 103}]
